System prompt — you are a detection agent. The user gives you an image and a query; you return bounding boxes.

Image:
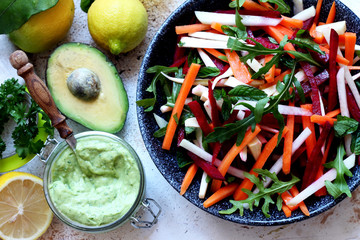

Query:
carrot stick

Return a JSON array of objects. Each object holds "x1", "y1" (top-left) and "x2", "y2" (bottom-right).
[
  {"x1": 242, "y1": 0, "x2": 268, "y2": 11},
  {"x1": 280, "y1": 16, "x2": 304, "y2": 29},
  {"x1": 225, "y1": 49, "x2": 252, "y2": 83},
  {"x1": 315, "y1": 131, "x2": 334, "y2": 196},
  {"x1": 210, "y1": 22, "x2": 224, "y2": 34},
  {"x1": 289, "y1": 186, "x2": 310, "y2": 216},
  {"x1": 300, "y1": 104, "x2": 316, "y2": 159},
  {"x1": 282, "y1": 204, "x2": 292, "y2": 217},
  {"x1": 233, "y1": 127, "x2": 289, "y2": 200},
  {"x1": 283, "y1": 101, "x2": 295, "y2": 175},
  {"x1": 180, "y1": 163, "x2": 198, "y2": 195},
  {"x1": 310, "y1": 23, "x2": 325, "y2": 44},
  {"x1": 325, "y1": 108, "x2": 340, "y2": 118},
  {"x1": 326, "y1": 1, "x2": 336, "y2": 24},
  {"x1": 344, "y1": 32, "x2": 357, "y2": 66},
  {"x1": 204, "y1": 48, "x2": 229, "y2": 63},
  {"x1": 273, "y1": 25, "x2": 294, "y2": 39},
  {"x1": 310, "y1": 115, "x2": 337, "y2": 126},
  {"x1": 162, "y1": 63, "x2": 201, "y2": 150},
  {"x1": 175, "y1": 24, "x2": 212, "y2": 35},
  {"x1": 259, "y1": 1, "x2": 273, "y2": 10},
  {"x1": 313, "y1": 0, "x2": 323, "y2": 25},
  {"x1": 211, "y1": 126, "x2": 261, "y2": 192},
  {"x1": 263, "y1": 26, "x2": 296, "y2": 58},
  {"x1": 260, "y1": 69, "x2": 292, "y2": 89},
  {"x1": 275, "y1": 68, "x2": 282, "y2": 76},
  {"x1": 281, "y1": 191, "x2": 298, "y2": 211},
  {"x1": 203, "y1": 183, "x2": 238, "y2": 208},
  {"x1": 319, "y1": 45, "x2": 350, "y2": 65},
  {"x1": 264, "y1": 55, "x2": 275, "y2": 83},
  {"x1": 348, "y1": 66, "x2": 360, "y2": 70}
]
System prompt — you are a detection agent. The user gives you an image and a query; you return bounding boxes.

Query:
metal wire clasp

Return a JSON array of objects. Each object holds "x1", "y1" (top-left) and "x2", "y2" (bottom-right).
[
  {"x1": 130, "y1": 198, "x2": 161, "y2": 228},
  {"x1": 37, "y1": 136, "x2": 59, "y2": 162}
]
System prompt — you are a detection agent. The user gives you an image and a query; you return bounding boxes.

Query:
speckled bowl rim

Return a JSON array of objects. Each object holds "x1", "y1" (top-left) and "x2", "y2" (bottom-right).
[{"x1": 137, "y1": 0, "x2": 360, "y2": 226}]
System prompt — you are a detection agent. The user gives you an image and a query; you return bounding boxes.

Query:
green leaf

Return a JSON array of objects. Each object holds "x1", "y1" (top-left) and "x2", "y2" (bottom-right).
[
  {"x1": 0, "y1": 0, "x2": 58, "y2": 34},
  {"x1": 228, "y1": 38, "x2": 282, "y2": 61},
  {"x1": 80, "y1": 0, "x2": 95, "y2": 13},
  {"x1": 254, "y1": 98, "x2": 269, "y2": 123},
  {"x1": 289, "y1": 38, "x2": 324, "y2": 55},
  {"x1": 228, "y1": 85, "x2": 267, "y2": 101},
  {"x1": 173, "y1": 113, "x2": 179, "y2": 124},
  {"x1": 351, "y1": 129, "x2": 360, "y2": 155},
  {"x1": 334, "y1": 115, "x2": 359, "y2": 138},
  {"x1": 286, "y1": 51, "x2": 321, "y2": 67},
  {"x1": 222, "y1": 25, "x2": 247, "y2": 39},
  {"x1": 229, "y1": 0, "x2": 245, "y2": 8},
  {"x1": 259, "y1": 0, "x2": 290, "y2": 14},
  {"x1": 235, "y1": 8, "x2": 246, "y2": 31},
  {"x1": 293, "y1": 76, "x2": 305, "y2": 103},
  {"x1": 197, "y1": 67, "x2": 220, "y2": 78},
  {"x1": 323, "y1": 144, "x2": 352, "y2": 198},
  {"x1": 177, "y1": 150, "x2": 193, "y2": 168},
  {"x1": 218, "y1": 55, "x2": 228, "y2": 62},
  {"x1": 153, "y1": 127, "x2": 167, "y2": 138},
  {"x1": 251, "y1": 53, "x2": 282, "y2": 79},
  {"x1": 220, "y1": 169, "x2": 299, "y2": 217},
  {"x1": 140, "y1": 66, "x2": 179, "y2": 112},
  {"x1": 136, "y1": 98, "x2": 156, "y2": 112}
]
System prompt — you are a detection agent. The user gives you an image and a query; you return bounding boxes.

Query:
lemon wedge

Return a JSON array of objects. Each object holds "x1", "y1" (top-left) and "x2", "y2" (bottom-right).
[{"x1": 0, "y1": 172, "x2": 53, "y2": 240}]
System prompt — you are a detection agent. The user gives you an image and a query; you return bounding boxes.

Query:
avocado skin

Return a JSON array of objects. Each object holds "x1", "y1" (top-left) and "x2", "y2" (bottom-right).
[{"x1": 46, "y1": 42, "x2": 128, "y2": 133}]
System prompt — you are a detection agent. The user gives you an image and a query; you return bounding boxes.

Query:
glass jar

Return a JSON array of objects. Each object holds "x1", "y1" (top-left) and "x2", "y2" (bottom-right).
[{"x1": 42, "y1": 131, "x2": 161, "y2": 232}]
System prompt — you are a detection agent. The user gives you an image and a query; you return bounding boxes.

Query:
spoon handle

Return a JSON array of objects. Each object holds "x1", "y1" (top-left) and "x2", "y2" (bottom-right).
[{"x1": 9, "y1": 50, "x2": 73, "y2": 140}]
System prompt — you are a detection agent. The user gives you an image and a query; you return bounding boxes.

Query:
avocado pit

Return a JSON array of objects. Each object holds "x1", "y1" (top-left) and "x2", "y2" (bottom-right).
[{"x1": 67, "y1": 68, "x2": 101, "y2": 101}]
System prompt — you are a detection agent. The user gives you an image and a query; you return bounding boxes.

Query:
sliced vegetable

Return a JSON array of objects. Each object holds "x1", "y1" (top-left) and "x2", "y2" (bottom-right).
[
  {"x1": 163, "y1": 63, "x2": 201, "y2": 150},
  {"x1": 203, "y1": 183, "x2": 238, "y2": 208},
  {"x1": 180, "y1": 163, "x2": 198, "y2": 195}
]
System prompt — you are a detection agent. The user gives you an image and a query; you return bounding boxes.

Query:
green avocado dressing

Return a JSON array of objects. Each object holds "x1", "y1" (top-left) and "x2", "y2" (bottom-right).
[{"x1": 49, "y1": 136, "x2": 140, "y2": 226}]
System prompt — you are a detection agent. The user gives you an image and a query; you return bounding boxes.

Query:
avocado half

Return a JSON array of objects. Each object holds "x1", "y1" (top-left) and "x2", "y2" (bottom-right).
[{"x1": 46, "y1": 43, "x2": 128, "y2": 133}]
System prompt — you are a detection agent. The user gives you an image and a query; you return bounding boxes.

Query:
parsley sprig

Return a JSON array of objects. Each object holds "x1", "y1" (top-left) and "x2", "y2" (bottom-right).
[{"x1": 0, "y1": 79, "x2": 53, "y2": 159}]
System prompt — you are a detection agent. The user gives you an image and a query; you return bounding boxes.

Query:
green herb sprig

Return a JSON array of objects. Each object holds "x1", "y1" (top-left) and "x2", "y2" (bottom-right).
[
  {"x1": 0, "y1": 79, "x2": 53, "y2": 159},
  {"x1": 219, "y1": 169, "x2": 299, "y2": 217}
]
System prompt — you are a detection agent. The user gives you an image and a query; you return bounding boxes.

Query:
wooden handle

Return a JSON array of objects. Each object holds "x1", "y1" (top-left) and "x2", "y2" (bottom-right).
[{"x1": 9, "y1": 50, "x2": 73, "y2": 139}]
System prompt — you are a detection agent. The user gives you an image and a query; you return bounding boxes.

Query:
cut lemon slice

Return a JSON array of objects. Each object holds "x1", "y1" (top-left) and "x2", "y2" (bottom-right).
[{"x1": 0, "y1": 172, "x2": 53, "y2": 240}]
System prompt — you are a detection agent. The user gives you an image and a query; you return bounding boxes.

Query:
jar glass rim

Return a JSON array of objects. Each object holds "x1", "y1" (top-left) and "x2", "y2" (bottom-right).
[{"x1": 43, "y1": 131, "x2": 146, "y2": 232}]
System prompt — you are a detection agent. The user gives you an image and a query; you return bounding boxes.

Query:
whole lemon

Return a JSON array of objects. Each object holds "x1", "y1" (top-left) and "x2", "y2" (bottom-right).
[
  {"x1": 9, "y1": 0, "x2": 74, "y2": 53},
  {"x1": 87, "y1": 0, "x2": 148, "y2": 55}
]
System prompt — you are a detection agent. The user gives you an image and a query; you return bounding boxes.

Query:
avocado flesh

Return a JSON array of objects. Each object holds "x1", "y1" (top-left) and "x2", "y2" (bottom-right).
[{"x1": 46, "y1": 43, "x2": 128, "y2": 133}]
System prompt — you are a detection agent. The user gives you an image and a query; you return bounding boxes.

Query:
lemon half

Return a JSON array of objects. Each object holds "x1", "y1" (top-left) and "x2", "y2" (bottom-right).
[{"x1": 0, "y1": 172, "x2": 53, "y2": 240}]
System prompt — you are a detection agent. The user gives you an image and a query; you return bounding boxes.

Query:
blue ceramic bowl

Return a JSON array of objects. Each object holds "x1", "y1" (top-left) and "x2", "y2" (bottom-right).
[{"x1": 137, "y1": 0, "x2": 360, "y2": 225}]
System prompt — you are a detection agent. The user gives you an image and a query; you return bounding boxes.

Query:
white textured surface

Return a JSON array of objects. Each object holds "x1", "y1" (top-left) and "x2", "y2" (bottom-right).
[{"x1": 1, "y1": 0, "x2": 360, "y2": 239}]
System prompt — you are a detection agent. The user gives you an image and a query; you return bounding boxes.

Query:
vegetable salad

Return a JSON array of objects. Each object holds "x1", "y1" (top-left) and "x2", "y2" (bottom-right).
[{"x1": 138, "y1": 0, "x2": 360, "y2": 218}]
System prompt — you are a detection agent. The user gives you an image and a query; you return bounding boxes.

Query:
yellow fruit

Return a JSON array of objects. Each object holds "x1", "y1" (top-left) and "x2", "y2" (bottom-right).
[
  {"x1": 9, "y1": 0, "x2": 74, "y2": 53},
  {"x1": 87, "y1": 0, "x2": 148, "y2": 54},
  {"x1": 0, "y1": 172, "x2": 53, "y2": 240}
]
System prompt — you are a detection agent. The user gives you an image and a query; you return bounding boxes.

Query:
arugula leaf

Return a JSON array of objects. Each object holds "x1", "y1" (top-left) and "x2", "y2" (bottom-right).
[
  {"x1": 286, "y1": 51, "x2": 321, "y2": 67},
  {"x1": 222, "y1": 25, "x2": 247, "y2": 39},
  {"x1": 293, "y1": 76, "x2": 305, "y2": 103},
  {"x1": 0, "y1": 0, "x2": 58, "y2": 34},
  {"x1": 334, "y1": 115, "x2": 359, "y2": 138},
  {"x1": 229, "y1": 0, "x2": 245, "y2": 8},
  {"x1": 220, "y1": 89, "x2": 233, "y2": 121},
  {"x1": 219, "y1": 169, "x2": 299, "y2": 217},
  {"x1": 218, "y1": 56, "x2": 228, "y2": 62},
  {"x1": 197, "y1": 67, "x2": 220, "y2": 78},
  {"x1": 289, "y1": 38, "x2": 324, "y2": 55},
  {"x1": 251, "y1": 52, "x2": 282, "y2": 79},
  {"x1": 254, "y1": 98, "x2": 269, "y2": 123},
  {"x1": 228, "y1": 38, "x2": 282, "y2": 61},
  {"x1": 228, "y1": 85, "x2": 267, "y2": 101},
  {"x1": 324, "y1": 144, "x2": 352, "y2": 198},
  {"x1": 80, "y1": 0, "x2": 95, "y2": 13},
  {"x1": 259, "y1": 0, "x2": 290, "y2": 14},
  {"x1": 136, "y1": 66, "x2": 178, "y2": 112},
  {"x1": 235, "y1": 5, "x2": 246, "y2": 31}
]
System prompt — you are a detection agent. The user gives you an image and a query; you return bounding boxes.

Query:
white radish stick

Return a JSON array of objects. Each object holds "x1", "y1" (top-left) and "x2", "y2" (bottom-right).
[{"x1": 287, "y1": 154, "x2": 356, "y2": 206}]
